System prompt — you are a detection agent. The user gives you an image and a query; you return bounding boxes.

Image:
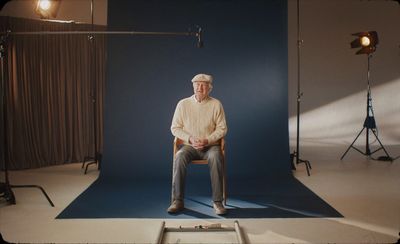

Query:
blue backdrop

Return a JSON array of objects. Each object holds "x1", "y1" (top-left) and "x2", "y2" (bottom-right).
[
  {"x1": 57, "y1": 0, "x2": 342, "y2": 219},
  {"x1": 102, "y1": 0, "x2": 290, "y2": 181}
]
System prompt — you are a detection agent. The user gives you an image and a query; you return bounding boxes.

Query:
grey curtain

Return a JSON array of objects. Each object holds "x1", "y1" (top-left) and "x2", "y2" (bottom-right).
[{"x1": 0, "y1": 16, "x2": 106, "y2": 169}]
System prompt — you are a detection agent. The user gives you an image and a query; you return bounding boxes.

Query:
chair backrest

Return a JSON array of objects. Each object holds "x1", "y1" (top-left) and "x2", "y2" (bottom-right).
[{"x1": 173, "y1": 137, "x2": 225, "y2": 160}]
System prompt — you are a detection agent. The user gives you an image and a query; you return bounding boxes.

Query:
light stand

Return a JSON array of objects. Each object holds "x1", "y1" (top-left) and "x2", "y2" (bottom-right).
[
  {"x1": 0, "y1": 32, "x2": 54, "y2": 207},
  {"x1": 80, "y1": 40, "x2": 101, "y2": 174},
  {"x1": 0, "y1": 32, "x2": 15, "y2": 205},
  {"x1": 291, "y1": 0, "x2": 312, "y2": 176},
  {"x1": 341, "y1": 54, "x2": 392, "y2": 161},
  {"x1": 82, "y1": 0, "x2": 101, "y2": 174}
]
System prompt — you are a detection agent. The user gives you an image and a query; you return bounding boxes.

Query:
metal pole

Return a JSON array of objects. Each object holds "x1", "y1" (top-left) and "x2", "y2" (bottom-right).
[
  {"x1": 91, "y1": 0, "x2": 94, "y2": 29},
  {"x1": 1, "y1": 35, "x2": 8, "y2": 183},
  {"x1": 234, "y1": 220, "x2": 246, "y2": 244},
  {"x1": 155, "y1": 221, "x2": 165, "y2": 244},
  {"x1": 0, "y1": 33, "x2": 15, "y2": 205},
  {"x1": 84, "y1": 0, "x2": 99, "y2": 173},
  {"x1": 292, "y1": 0, "x2": 311, "y2": 175},
  {"x1": 366, "y1": 54, "x2": 371, "y2": 155},
  {"x1": 296, "y1": 0, "x2": 301, "y2": 165},
  {"x1": 3, "y1": 30, "x2": 197, "y2": 37}
]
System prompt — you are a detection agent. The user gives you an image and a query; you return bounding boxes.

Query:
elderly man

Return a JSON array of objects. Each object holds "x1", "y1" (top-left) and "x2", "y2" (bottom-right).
[{"x1": 168, "y1": 73, "x2": 228, "y2": 215}]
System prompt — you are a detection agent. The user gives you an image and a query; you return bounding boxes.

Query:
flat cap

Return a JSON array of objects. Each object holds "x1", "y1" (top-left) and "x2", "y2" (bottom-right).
[{"x1": 191, "y1": 73, "x2": 213, "y2": 83}]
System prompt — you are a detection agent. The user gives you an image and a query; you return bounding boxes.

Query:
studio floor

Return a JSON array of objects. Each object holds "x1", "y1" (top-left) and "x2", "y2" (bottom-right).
[{"x1": 0, "y1": 145, "x2": 399, "y2": 243}]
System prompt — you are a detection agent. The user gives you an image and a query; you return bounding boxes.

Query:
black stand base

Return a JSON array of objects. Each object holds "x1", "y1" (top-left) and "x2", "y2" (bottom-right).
[
  {"x1": 0, "y1": 182, "x2": 15, "y2": 204},
  {"x1": 11, "y1": 185, "x2": 55, "y2": 207},
  {"x1": 291, "y1": 151, "x2": 312, "y2": 176},
  {"x1": 81, "y1": 152, "x2": 102, "y2": 174},
  {"x1": 0, "y1": 181, "x2": 54, "y2": 207},
  {"x1": 341, "y1": 124, "x2": 393, "y2": 162}
]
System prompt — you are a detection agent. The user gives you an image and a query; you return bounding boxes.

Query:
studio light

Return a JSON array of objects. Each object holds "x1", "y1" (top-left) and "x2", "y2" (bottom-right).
[
  {"x1": 341, "y1": 30, "x2": 393, "y2": 162},
  {"x1": 39, "y1": 0, "x2": 51, "y2": 10},
  {"x1": 35, "y1": 0, "x2": 61, "y2": 19},
  {"x1": 350, "y1": 31, "x2": 379, "y2": 55}
]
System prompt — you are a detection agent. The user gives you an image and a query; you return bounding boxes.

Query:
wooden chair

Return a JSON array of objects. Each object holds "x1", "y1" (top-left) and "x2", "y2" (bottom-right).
[{"x1": 173, "y1": 137, "x2": 227, "y2": 205}]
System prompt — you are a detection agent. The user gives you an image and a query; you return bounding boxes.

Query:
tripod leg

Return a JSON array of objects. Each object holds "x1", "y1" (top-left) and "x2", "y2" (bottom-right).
[
  {"x1": 305, "y1": 161, "x2": 310, "y2": 176},
  {"x1": 370, "y1": 130, "x2": 392, "y2": 161},
  {"x1": 97, "y1": 152, "x2": 102, "y2": 170},
  {"x1": 341, "y1": 127, "x2": 365, "y2": 160},
  {"x1": 296, "y1": 158, "x2": 312, "y2": 176},
  {"x1": 0, "y1": 182, "x2": 16, "y2": 204},
  {"x1": 84, "y1": 161, "x2": 97, "y2": 174},
  {"x1": 303, "y1": 159, "x2": 311, "y2": 176},
  {"x1": 11, "y1": 185, "x2": 55, "y2": 207},
  {"x1": 84, "y1": 153, "x2": 102, "y2": 174},
  {"x1": 82, "y1": 156, "x2": 92, "y2": 169},
  {"x1": 290, "y1": 152, "x2": 296, "y2": 170}
]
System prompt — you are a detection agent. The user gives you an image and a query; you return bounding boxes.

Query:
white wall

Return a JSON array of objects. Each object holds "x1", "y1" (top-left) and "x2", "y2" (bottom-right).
[
  {"x1": 0, "y1": 0, "x2": 107, "y2": 25},
  {"x1": 288, "y1": 0, "x2": 400, "y2": 147}
]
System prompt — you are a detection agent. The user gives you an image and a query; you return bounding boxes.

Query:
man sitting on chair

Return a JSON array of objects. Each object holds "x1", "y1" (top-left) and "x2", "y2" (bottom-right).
[{"x1": 168, "y1": 73, "x2": 228, "y2": 215}]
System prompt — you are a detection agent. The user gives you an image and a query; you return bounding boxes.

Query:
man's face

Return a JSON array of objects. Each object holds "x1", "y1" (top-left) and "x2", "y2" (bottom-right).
[{"x1": 193, "y1": 81, "x2": 210, "y2": 100}]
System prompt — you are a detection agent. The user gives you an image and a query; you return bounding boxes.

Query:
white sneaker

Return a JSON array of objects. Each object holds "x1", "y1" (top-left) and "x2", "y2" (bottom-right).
[{"x1": 213, "y1": 201, "x2": 227, "y2": 215}]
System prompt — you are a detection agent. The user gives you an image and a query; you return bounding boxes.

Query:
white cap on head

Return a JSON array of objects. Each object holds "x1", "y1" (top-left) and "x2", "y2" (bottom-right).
[{"x1": 191, "y1": 73, "x2": 213, "y2": 84}]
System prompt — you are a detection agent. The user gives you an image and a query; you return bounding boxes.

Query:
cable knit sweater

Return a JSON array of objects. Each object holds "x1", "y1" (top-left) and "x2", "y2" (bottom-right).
[{"x1": 171, "y1": 95, "x2": 227, "y2": 145}]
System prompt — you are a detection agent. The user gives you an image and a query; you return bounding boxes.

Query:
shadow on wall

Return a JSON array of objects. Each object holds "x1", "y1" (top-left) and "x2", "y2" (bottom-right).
[{"x1": 287, "y1": 0, "x2": 400, "y2": 146}]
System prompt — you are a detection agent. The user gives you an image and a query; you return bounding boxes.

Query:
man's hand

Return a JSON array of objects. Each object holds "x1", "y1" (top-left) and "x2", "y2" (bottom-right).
[{"x1": 189, "y1": 136, "x2": 208, "y2": 150}]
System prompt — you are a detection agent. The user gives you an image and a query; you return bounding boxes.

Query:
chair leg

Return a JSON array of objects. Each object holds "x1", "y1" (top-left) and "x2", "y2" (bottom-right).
[
  {"x1": 223, "y1": 161, "x2": 227, "y2": 206},
  {"x1": 223, "y1": 185, "x2": 226, "y2": 206}
]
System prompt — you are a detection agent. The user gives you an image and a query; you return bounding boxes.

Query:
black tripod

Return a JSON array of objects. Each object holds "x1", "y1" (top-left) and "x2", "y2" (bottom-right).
[
  {"x1": 291, "y1": 0, "x2": 312, "y2": 176},
  {"x1": 341, "y1": 54, "x2": 392, "y2": 161},
  {"x1": 0, "y1": 32, "x2": 54, "y2": 207}
]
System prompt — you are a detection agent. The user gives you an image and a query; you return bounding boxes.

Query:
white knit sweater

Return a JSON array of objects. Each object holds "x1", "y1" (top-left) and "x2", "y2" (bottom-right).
[{"x1": 171, "y1": 95, "x2": 227, "y2": 145}]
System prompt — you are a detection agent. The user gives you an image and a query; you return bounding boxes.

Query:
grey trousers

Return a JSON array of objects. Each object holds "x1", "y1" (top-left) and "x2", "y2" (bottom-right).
[{"x1": 171, "y1": 145, "x2": 224, "y2": 202}]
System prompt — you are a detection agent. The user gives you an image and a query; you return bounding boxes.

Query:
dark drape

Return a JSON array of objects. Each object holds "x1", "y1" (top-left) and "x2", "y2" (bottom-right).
[{"x1": 0, "y1": 16, "x2": 106, "y2": 169}]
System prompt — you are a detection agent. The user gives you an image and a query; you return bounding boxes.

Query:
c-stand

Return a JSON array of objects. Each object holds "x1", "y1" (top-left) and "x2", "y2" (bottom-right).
[
  {"x1": 291, "y1": 0, "x2": 312, "y2": 176},
  {"x1": 81, "y1": 0, "x2": 101, "y2": 174},
  {"x1": 81, "y1": 34, "x2": 102, "y2": 174},
  {"x1": 0, "y1": 32, "x2": 54, "y2": 207}
]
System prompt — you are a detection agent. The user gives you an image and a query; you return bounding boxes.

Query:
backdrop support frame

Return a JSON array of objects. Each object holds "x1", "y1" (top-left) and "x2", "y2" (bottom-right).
[{"x1": 0, "y1": 26, "x2": 201, "y2": 204}]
